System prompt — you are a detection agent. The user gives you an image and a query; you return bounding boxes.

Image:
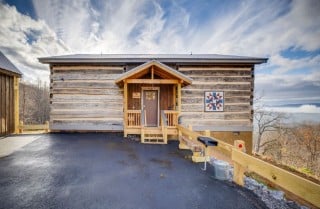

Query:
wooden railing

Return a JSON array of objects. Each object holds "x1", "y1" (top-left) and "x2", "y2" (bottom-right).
[
  {"x1": 127, "y1": 110, "x2": 141, "y2": 127},
  {"x1": 177, "y1": 124, "x2": 320, "y2": 208},
  {"x1": 177, "y1": 124, "x2": 233, "y2": 154},
  {"x1": 19, "y1": 121, "x2": 49, "y2": 133},
  {"x1": 163, "y1": 110, "x2": 178, "y2": 127},
  {"x1": 127, "y1": 110, "x2": 178, "y2": 128}
]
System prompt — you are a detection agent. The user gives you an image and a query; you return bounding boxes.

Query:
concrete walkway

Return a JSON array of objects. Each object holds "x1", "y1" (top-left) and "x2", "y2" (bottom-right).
[
  {"x1": 0, "y1": 133, "x2": 267, "y2": 209},
  {"x1": 0, "y1": 135, "x2": 41, "y2": 157}
]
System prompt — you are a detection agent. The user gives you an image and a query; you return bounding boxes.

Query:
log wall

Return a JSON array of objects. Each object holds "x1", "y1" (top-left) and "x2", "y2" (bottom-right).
[
  {"x1": 50, "y1": 65, "x2": 124, "y2": 131},
  {"x1": 178, "y1": 66, "x2": 254, "y2": 131},
  {"x1": 49, "y1": 64, "x2": 255, "y2": 133},
  {"x1": 0, "y1": 71, "x2": 15, "y2": 136},
  {"x1": 127, "y1": 84, "x2": 174, "y2": 110}
]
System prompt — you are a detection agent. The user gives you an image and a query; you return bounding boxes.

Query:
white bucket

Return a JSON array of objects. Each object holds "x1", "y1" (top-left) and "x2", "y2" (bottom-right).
[{"x1": 213, "y1": 160, "x2": 229, "y2": 180}]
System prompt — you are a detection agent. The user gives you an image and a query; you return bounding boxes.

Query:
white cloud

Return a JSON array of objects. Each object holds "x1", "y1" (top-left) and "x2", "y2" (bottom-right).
[
  {"x1": 266, "y1": 105, "x2": 320, "y2": 113},
  {"x1": 0, "y1": 3, "x2": 69, "y2": 83},
  {"x1": 0, "y1": 0, "x2": 319, "y2": 107}
]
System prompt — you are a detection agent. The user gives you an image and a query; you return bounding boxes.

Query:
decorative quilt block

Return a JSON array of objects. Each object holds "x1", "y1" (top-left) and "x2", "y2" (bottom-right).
[{"x1": 204, "y1": 91, "x2": 224, "y2": 112}]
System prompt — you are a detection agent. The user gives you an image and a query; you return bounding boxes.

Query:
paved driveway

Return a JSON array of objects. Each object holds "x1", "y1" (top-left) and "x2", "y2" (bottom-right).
[{"x1": 0, "y1": 133, "x2": 267, "y2": 209}]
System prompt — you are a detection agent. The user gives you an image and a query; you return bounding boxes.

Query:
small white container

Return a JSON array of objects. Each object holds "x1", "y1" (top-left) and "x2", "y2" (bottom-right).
[{"x1": 213, "y1": 160, "x2": 229, "y2": 180}]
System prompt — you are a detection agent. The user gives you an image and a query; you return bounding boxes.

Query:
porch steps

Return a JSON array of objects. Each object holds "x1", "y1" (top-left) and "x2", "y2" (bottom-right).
[{"x1": 141, "y1": 127, "x2": 167, "y2": 144}]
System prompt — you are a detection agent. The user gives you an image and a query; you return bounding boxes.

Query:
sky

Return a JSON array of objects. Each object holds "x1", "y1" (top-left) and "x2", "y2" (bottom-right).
[{"x1": 0, "y1": 0, "x2": 320, "y2": 114}]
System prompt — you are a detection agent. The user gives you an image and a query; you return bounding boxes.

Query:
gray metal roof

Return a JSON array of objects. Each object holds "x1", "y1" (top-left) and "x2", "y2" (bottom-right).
[
  {"x1": 0, "y1": 51, "x2": 22, "y2": 76},
  {"x1": 38, "y1": 54, "x2": 267, "y2": 65}
]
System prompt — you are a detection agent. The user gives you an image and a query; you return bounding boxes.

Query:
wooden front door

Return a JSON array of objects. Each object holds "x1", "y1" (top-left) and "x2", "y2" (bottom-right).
[{"x1": 143, "y1": 89, "x2": 159, "y2": 127}]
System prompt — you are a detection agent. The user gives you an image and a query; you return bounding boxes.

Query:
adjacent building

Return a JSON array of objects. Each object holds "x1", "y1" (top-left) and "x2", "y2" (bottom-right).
[{"x1": 0, "y1": 51, "x2": 22, "y2": 136}]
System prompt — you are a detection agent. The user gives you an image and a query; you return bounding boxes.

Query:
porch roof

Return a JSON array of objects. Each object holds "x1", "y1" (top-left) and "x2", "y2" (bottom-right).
[{"x1": 115, "y1": 60, "x2": 192, "y2": 86}]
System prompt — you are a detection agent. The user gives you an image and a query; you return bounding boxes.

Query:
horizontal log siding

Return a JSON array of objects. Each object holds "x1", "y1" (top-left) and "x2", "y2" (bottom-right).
[
  {"x1": 179, "y1": 66, "x2": 254, "y2": 131},
  {"x1": 50, "y1": 66, "x2": 124, "y2": 131}
]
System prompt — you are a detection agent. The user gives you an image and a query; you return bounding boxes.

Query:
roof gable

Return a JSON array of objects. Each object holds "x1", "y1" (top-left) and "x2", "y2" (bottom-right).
[{"x1": 115, "y1": 60, "x2": 192, "y2": 86}]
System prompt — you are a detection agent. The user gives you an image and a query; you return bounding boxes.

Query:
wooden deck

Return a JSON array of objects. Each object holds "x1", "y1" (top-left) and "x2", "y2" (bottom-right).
[{"x1": 126, "y1": 110, "x2": 179, "y2": 144}]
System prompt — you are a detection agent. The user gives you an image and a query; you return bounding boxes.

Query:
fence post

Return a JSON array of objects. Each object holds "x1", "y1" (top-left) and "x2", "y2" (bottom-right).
[
  {"x1": 234, "y1": 140, "x2": 246, "y2": 152},
  {"x1": 233, "y1": 159, "x2": 245, "y2": 186},
  {"x1": 19, "y1": 121, "x2": 23, "y2": 133},
  {"x1": 232, "y1": 140, "x2": 246, "y2": 186},
  {"x1": 204, "y1": 130, "x2": 210, "y2": 137},
  {"x1": 45, "y1": 121, "x2": 49, "y2": 133}
]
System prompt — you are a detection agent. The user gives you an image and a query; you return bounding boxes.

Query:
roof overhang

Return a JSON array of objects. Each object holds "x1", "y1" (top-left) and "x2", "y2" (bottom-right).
[
  {"x1": 0, "y1": 68, "x2": 22, "y2": 77},
  {"x1": 115, "y1": 60, "x2": 192, "y2": 86},
  {"x1": 39, "y1": 54, "x2": 268, "y2": 65}
]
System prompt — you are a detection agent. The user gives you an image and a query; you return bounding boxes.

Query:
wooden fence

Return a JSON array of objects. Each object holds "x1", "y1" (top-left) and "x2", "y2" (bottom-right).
[
  {"x1": 19, "y1": 121, "x2": 49, "y2": 133},
  {"x1": 177, "y1": 124, "x2": 320, "y2": 208}
]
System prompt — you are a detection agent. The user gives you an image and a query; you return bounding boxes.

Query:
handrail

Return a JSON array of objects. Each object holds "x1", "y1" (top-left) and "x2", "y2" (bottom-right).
[
  {"x1": 127, "y1": 110, "x2": 141, "y2": 127},
  {"x1": 160, "y1": 110, "x2": 168, "y2": 127},
  {"x1": 163, "y1": 110, "x2": 178, "y2": 127},
  {"x1": 177, "y1": 124, "x2": 233, "y2": 154},
  {"x1": 177, "y1": 124, "x2": 320, "y2": 208},
  {"x1": 161, "y1": 110, "x2": 168, "y2": 143},
  {"x1": 140, "y1": 109, "x2": 145, "y2": 127}
]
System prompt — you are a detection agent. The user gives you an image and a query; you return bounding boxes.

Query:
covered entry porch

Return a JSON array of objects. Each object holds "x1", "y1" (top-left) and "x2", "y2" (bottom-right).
[{"x1": 115, "y1": 60, "x2": 192, "y2": 144}]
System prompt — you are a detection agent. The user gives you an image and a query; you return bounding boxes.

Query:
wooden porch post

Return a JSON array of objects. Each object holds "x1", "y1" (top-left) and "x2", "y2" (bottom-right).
[
  {"x1": 123, "y1": 80, "x2": 128, "y2": 137},
  {"x1": 14, "y1": 77, "x2": 19, "y2": 134},
  {"x1": 177, "y1": 82, "x2": 181, "y2": 113}
]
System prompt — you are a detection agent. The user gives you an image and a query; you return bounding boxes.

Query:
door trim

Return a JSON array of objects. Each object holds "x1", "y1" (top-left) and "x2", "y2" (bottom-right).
[{"x1": 141, "y1": 87, "x2": 160, "y2": 127}]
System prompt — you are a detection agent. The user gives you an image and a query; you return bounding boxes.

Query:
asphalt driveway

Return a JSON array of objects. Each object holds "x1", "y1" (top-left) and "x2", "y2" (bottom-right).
[{"x1": 0, "y1": 133, "x2": 267, "y2": 209}]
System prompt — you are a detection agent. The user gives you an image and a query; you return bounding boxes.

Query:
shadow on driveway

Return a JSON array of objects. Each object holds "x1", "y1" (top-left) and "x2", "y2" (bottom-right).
[{"x1": 0, "y1": 133, "x2": 267, "y2": 209}]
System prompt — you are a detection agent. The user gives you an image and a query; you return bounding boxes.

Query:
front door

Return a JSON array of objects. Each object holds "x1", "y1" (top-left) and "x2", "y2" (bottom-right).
[{"x1": 142, "y1": 89, "x2": 159, "y2": 127}]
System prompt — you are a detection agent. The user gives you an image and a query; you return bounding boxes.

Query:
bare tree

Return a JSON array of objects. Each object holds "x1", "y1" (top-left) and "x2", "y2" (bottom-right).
[
  {"x1": 19, "y1": 80, "x2": 50, "y2": 124},
  {"x1": 289, "y1": 123, "x2": 320, "y2": 172},
  {"x1": 254, "y1": 110, "x2": 286, "y2": 153},
  {"x1": 253, "y1": 94, "x2": 287, "y2": 153}
]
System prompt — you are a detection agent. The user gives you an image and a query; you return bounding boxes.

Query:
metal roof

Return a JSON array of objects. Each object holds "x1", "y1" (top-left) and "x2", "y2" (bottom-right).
[
  {"x1": 38, "y1": 54, "x2": 268, "y2": 65},
  {"x1": 0, "y1": 51, "x2": 22, "y2": 76}
]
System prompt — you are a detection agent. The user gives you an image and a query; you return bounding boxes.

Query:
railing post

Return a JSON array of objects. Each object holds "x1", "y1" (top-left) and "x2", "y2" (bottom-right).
[
  {"x1": 45, "y1": 121, "x2": 49, "y2": 133},
  {"x1": 232, "y1": 141, "x2": 246, "y2": 186},
  {"x1": 123, "y1": 80, "x2": 128, "y2": 137},
  {"x1": 204, "y1": 130, "x2": 210, "y2": 137},
  {"x1": 233, "y1": 158, "x2": 245, "y2": 186},
  {"x1": 19, "y1": 121, "x2": 23, "y2": 133},
  {"x1": 234, "y1": 140, "x2": 246, "y2": 152}
]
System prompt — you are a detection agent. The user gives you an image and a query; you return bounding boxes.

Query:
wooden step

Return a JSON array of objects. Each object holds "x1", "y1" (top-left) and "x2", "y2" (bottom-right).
[
  {"x1": 143, "y1": 127, "x2": 162, "y2": 134},
  {"x1": 141, "y1": 127, "x2": 167, "y2": 144},
  {"x1": 143, "y1": 138, "x2": 166, "y2": 144},
  {"x1": 141, "y1": 127, "x2": 166, "y2": 144}
]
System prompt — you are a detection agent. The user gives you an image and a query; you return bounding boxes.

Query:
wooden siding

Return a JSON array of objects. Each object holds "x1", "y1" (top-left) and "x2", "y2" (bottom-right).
[
  {"x1": 127, "y1": 83, "x2": 175, "y2": 111},
  {"x1": 179, "y1": 66, "x2": 254, "y2": 131},
  {"x1": 0, "y1": 72, "x2": 14, "y2": 136},
  {"x1": 49, "y1": 63, "x2": 255, "y2": 133},
  {"x1": 50, "y1": 65, "x2": 124, "y2": 131}
]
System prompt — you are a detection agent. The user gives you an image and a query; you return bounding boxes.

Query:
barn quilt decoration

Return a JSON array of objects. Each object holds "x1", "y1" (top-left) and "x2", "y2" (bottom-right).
[{"x1": 204, "y1": 91, "x2": 224, "y2": 111}]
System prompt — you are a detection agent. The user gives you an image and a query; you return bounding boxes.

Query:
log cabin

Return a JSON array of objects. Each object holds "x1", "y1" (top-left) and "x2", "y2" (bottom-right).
[
  {"x1": 0, "y1": 51, "x2": 22, "y2": 136},
  {"x1": 39, "y1": 54, "x2": 267, "y2": 151}
]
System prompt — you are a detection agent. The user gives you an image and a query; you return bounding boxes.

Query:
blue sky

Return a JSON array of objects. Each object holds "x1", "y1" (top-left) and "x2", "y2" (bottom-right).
[{"x1": 0, "y1": 0, "x2": 320, "y2": 113}]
